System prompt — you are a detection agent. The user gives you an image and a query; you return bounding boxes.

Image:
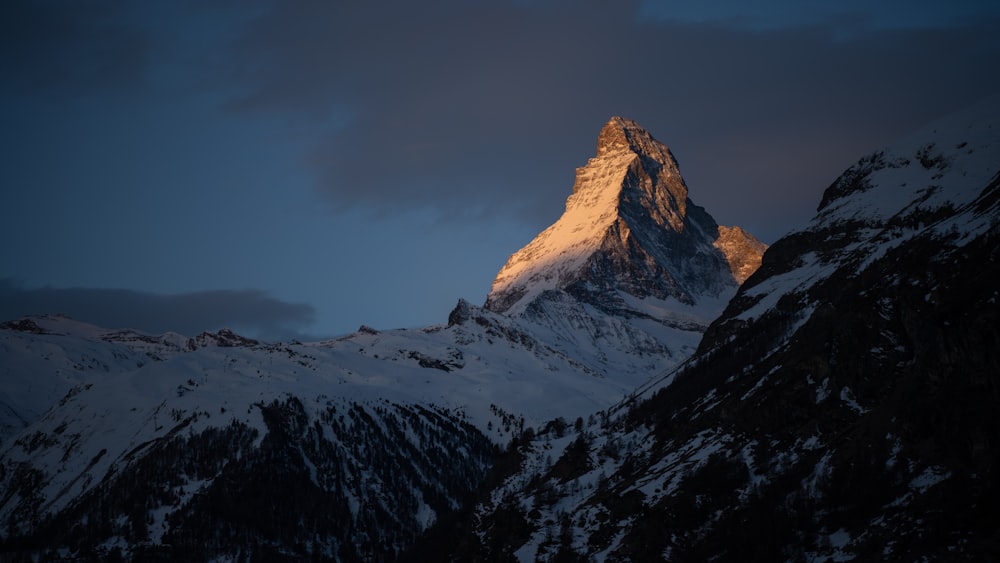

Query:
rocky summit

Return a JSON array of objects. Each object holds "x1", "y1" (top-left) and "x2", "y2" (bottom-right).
[{"x1": 485, "y1": 116, "x2": 765, "y2": 319}]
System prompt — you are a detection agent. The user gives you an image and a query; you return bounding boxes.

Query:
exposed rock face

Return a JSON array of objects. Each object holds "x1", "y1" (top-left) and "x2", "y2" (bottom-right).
[
  {"x1": 713, "y1": 225, "x2": 768, "y2": 283},
  {"x1": 485, "y1": 117, "x2": 766, "y2": 318}
]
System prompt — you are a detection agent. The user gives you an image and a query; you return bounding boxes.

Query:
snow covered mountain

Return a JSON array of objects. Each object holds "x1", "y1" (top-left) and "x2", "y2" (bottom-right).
[
  {"x1": 470, "y1": 117, "x2": 765, "y2": 394},
  {"x1": 8, "y1": 97, "x2": 996, "y2": 562},
  {"x1": 486, "y1": 116, "x2": 764, "y2": 320},
  {"x1": 463, "y1": 100, "x2": 1000, "y2": 561},
  {"x1": 0, "y1": 118, "x2": 763, "y2": 560}
]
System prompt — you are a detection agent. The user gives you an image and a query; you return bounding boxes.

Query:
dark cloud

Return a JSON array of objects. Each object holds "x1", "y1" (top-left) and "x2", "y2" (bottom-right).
[
  {"x1": 638, "y1": 0, "x2": 999, "y2": 32},
  {"x1": 0, "y1": 279, "x2": 316, "y2": 341},
  {"x1": 211, "y1": 1, "x2": 1000, "y2": 240},
  {"x1": 0, "y1": 0, "x2": 152, "y2": 96},
  {"x1": 5, "y1": 0, "x2": 999, "y2": 243}
]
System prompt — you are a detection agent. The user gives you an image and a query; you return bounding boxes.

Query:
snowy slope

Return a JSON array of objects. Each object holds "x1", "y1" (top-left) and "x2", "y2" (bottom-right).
[
  {"x1": 485, "y1": 133, "x2": 640, "y2": 313},
  {"x1": 0, "y1": 316, "x2": 171, "y2": 444},
  {"x1": 0, "y1": 303, "x2": 697, "y2": 559},
  {"x1": 714, "y1": 96, "x2": 1000, "y2": 346}
]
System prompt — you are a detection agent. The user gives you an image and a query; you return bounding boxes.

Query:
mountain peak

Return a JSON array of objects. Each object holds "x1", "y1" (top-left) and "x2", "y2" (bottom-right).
[
  {"x1": 596, "y1": 116, "x2": 675, "y2": 163},
  {"x1": 485, "y1": 117, "x2": 765, "y2": 316}
]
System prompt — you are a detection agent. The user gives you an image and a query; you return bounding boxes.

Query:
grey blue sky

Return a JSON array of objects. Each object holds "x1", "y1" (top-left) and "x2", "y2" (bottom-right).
[{"x1": 2, "y1": 0, "x2": 998, "y2": 340}]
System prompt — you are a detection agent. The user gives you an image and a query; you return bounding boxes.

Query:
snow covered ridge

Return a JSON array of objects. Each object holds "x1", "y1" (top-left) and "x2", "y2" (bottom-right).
[
  {"x1": 816, "y1": 98, "x2": 1000, "y2": 221},
  {"x1": 713, "y1": 96, "x2": 1000, "y2": 342},
  {"x1": 484, "y1": 116, "x2": 765, "y2": 317},
  {"x1": 0, "y1": 305, "x2": 705, "y2": 559}
]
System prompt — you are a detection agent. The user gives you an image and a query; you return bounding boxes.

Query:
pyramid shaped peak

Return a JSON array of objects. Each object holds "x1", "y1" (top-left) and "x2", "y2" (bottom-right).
[
  {"x1": 596, "y1": 116, "x2": 676, "y2": 164},
  {"x1": 485, "y1": 118, "x2": 764, "y2": 316}
]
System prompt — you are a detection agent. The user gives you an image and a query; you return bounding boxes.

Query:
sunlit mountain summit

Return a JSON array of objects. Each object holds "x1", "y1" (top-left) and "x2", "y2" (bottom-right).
[{"x1": 486, "y1": 116, "x2": 765, "y2": 320}]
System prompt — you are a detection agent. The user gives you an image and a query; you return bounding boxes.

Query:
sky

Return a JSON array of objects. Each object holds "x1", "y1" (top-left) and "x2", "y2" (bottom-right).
[{"x1": 2, "y1": 0, "x2": 999, "y2": 341}]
